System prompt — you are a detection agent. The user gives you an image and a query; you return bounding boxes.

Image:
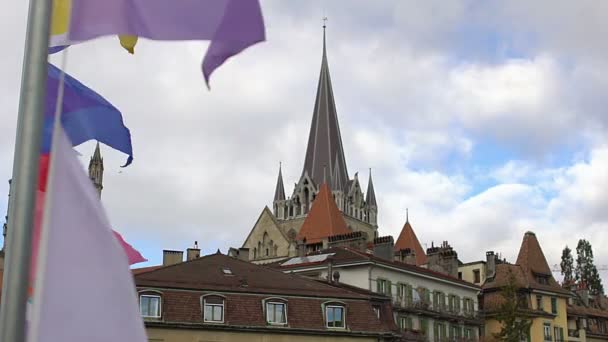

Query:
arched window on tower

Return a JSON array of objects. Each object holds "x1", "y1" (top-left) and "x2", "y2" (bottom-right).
[{"x1": 303, "y1": 188, "x2": 310, "y2": 214}]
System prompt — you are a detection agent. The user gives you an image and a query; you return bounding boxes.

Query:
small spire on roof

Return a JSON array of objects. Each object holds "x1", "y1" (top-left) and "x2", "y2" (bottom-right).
[
  {"x1": 365, "y1": 168, "x2": 377, "y2": 207},
  {"x1": 274, "y1": 162, "x2": 286, "y2": 201},
  {"x1": 406, "y1": 208, "x2": 409, "y2": 222}
]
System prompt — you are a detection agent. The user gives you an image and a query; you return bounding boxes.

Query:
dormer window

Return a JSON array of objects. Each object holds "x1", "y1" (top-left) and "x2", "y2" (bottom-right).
[
  {"x1": 202, "y1": 295, "x2": 225, "y2": 323},
  {"x1": 266, "y1": 302, "x2": 287, "y2": 324},
  {"x1": 326, "y1": 305, "x2": 345, "y2": 328},
  {"x1": 139, "y1": 294, "x2": 161, "y2": 318}
]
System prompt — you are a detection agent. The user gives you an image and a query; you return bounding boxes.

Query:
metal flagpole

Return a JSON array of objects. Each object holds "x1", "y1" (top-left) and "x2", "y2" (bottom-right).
[{"x1": 0, "y1": 0, "x2": 52, "y2": 339}]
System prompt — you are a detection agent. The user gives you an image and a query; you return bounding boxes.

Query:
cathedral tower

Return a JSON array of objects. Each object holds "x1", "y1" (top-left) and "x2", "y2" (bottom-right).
[
  {"x1": 242, "y1": 25, "x2": 380, "y2": 263},
  {"x1": 88, "y1": 142, "x2": 104, "y2": 198},
  {"x1": 272, "y1": 25, "x2": 378, "y2": 233}
]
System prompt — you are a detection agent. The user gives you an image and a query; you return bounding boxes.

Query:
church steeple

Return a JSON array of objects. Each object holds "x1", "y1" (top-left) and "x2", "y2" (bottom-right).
[
  {"x1": 88, "y1": 142, "x2": 104, "y2": 198},
  {"x1": 301, "y1": 24, "x2": 349, "y2": 189},
  {"x1": 274, "y1": 163, "x2": 286, "y2": 201},
  {"x1": 366, "y1": 169, "x2": 377, "y2": 208}
]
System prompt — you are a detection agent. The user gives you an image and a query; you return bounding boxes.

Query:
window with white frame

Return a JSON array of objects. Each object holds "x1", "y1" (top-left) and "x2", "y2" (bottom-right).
[
  {"x1": 325, "y1": 305, "x2": 345, "y2": 328},
  {"x1": 203, "y1": 295, "x2": 224, "y2": 323},
  {"x1": 139, "y1": 294, "x2": 161, "y2": 318},
  {"x1": 543, "y1": 323, "x2": 552, "y2": 341},
  {"x1": 266, "y1": 302, "x2": 287, "y2": 324}
]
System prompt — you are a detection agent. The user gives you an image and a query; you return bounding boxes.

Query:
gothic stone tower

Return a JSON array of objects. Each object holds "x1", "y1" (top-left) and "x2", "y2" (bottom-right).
[
  {"x1": 242, "y1": 26, "x2": 379, "y2": 263},
  {"x1": 3, "y1": 144, "x2": 103, "y2": 252},
  {"x1": 89, "y1": 142, "x2": 104, "y2": 198}
]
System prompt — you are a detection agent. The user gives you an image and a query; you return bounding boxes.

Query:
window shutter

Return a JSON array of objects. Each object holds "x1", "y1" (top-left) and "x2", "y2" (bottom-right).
[
  {"x1": 433, "y1": 322, "x2": 439, "y2": 340},
  {"x1": 387, "y1": 280, "x2": 392, "y2": 295},
  {"x1": 442, "y1": 323, "x2": 446, "y2": 339},
  {"x1": 376, "y1": 279, "x2": 381, "y2": 293},
  {"x1": 406, "y1": 285, "x2": 413, "y2": 304},
  {"x1": 449, "y1": 325, "x2": 454, "y2": 339},
  {"x1": 455, "y1": 295, "x2": 460, "y2": 312}
]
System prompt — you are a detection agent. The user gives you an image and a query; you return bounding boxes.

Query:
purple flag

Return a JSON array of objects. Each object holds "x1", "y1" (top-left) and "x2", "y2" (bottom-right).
[
  {"x1": 28, "y1": 127, "x2": 146, "y2": 342},
  {"x1": 68, "y1": 0, "x2": 265, "y2": 87}
]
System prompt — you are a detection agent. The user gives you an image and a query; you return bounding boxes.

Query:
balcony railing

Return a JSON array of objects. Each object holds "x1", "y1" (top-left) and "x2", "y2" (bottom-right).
[
  {"x1": 392, "y1": 296, "x2": 479, "y2": 320},
  {"x1": 568, "y1": 329, "x2": 580, "y2": 338}
]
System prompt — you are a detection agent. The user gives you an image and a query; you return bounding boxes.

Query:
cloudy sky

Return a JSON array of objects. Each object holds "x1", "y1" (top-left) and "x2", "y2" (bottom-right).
[{"x1": 1, "y1": 1, "x2": 607, "y2": 280}]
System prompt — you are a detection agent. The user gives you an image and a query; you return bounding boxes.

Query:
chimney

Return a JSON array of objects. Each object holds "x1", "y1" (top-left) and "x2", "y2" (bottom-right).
[
  {"x1": 398, "y1": 248, "x2": 417, "y2": 266},
  {"x1": 297, "y1": 239, "x2": 307, "y2": 257},
  {"x1": 327, "y1": 255, "x2": 334, "y2": 283},
  {"x1": 186, "y1": 241, "x2": 201, "y2": 261},
  {"x1": 486, "y1": 251, "x2": 496, "y2": 279},
  {"x1": 237, "y1": 247, "x2": 250, "y2": 261},
  {"x1": 163, "y1": 250, "x2": 183, "y2": 266},
  {"x1": 577, "y1": 283, "x2": 590, "y2": 306},
  {"x1": 332, "y1": 270, "x2": 340, "y2": 284},
  {"x1": 373, "y1": 236, "x2": 394, "y2": 260},
  {"x1": 426, "y1": 241, "x2": 458, "y2": 278}
]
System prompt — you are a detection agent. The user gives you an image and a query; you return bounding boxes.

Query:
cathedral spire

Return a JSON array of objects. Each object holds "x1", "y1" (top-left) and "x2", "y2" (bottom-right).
[
  {"x1": 366, "y1": 169, "x2": 377, "y2": 208},
  {"x1": 274, "y1": 162, "x2": 286, "y2": 201},
  {"x1": 89, "y1": 142, "x2": 104, "y2": 198},
  {"x1": 301, "y1": 23, "x2": 349, "y2": 189}
]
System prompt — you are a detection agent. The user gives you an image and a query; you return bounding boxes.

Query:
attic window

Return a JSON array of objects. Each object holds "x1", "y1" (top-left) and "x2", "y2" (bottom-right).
[
  {"x1": 537, "y1": 276, "x2": 549, "y2": 285},
  {"x1": 222, "y1": 268, "x2": 233, "y2": 275}
]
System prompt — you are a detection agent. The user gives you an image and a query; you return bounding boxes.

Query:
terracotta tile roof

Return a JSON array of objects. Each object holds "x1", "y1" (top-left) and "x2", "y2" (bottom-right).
[
  {"x1": 132, "y1": 265, "x2": 162, "y2": 275},
  {"x1": 279, "y1": 246, "x2": 480, "y2": 289},
  {"x1": 393, "y1": 220, "x2": 427, "y2": 266},
  {"x1": 482, "y1": 263, "x2": 529, "y2": 291},
  {"x1": 568, "y1": 304, "x2": 608, "y2": 319},
  {"x1": 515, "y1": 231, "x2": 569, "y2": 294},
  {"x1": 296, "y1": 183, "x2": 351, "y2": 243},
  {"x1": 135, "y1": 252, "x2": 368, "y2": 298},
  {"x1": 134, "y1": 252, "x2": 401, "y2": 336}
]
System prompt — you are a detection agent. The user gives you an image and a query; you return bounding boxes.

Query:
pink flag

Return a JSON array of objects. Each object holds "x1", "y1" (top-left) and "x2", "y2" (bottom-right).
[
  {"x1": 113, "y1": 230, "x2": 147, "y2": 265},
  {"x1": 27, "y1": 127, "x2": 147, "y2": 342}
]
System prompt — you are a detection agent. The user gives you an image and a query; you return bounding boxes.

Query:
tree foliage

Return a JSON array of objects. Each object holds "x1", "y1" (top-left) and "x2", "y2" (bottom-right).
[
  {"x1": 561, "y1": 246, "x2": 574, "y2": 284},
  {"x1": 575, "y1": 239, "x2": 604, "y2": 295},
  {"x1": 493, "y1": 269, "x2": 532, "y2": 342}
]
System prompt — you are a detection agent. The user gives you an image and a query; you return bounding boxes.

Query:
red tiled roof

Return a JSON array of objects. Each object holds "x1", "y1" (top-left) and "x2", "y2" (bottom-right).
[
  {"x1": 134, "y1": 252, "x2": 400, "y2": 336},
  {"x1": 393, "y1": 220, "x2": 427, "y2": 266},
  {"x1": 135, "y1": 252, "x2": 369, "y2": 298},
  {"x1": 132, "y1": 265, "x2": 162, "y2": 275},
  {"x1": 568, "y1": 304, "x2": 608, "y2": 319},
  {"x1": 515, "y1": 231, "x2": 569, "y2": 294},
  {"x1": 296, "y1": 183, "x2": 351, "y2": 243}
]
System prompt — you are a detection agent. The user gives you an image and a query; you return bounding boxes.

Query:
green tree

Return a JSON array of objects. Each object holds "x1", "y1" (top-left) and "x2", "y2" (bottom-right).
[
  {"x1": 561, "y1": 246, "x2": 574, "y2": 284},
  {"x1": 493, "y1": 269, "x2": 532, "y2": 342},
  {"x1": 575, "y1": 239, "x2": 604, "y2": 295}
]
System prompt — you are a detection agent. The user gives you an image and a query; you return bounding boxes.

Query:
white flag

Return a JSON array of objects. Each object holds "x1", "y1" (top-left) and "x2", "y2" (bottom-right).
[{"x1": 28, "y1": 127, "x2": 146, "y2": 342}]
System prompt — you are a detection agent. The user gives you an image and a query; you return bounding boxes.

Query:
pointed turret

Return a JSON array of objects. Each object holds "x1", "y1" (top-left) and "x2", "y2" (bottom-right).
[
  {"x1": 274, "y1": 163, "x2": 286, "y2": 201},
  {"x1": 516, "y1": 231, "x2": 552, "y2": 275},
  {"x1": 394, "y1": 216, "x2": 427, "y2": 266},
  {"x1": 366, "y1": 169, "x2": 377, "y2": 208},
  {"x1": 301, "y1": 24, "x2": 349, "y2": 190},
  {"x1": 514, "y1": 231, "x2": 567, "y2": 293},
  {"x1": 296, "y1": 183, "x2": 351, "y2": 244},
  {"x1": 88, "y1": 142, "x2": 104, "y2": 198}
]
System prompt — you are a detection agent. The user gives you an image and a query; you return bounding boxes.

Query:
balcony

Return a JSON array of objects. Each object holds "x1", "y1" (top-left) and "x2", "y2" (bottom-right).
[{"x1": 391, "y1": 297, "x2": 481, "y2": 323}]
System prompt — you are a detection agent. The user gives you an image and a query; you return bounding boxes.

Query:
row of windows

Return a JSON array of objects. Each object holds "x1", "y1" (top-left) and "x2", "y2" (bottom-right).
[
  {"x1": 543, "y1": 322, "x2": 565, "y2": 342},
  {"x1": 139, "y1": 293, "x2": 347, "y2": 328},
  {"x1": 396, "y1": 316, "x2": 475, "y2": 340},
  {"x1": 535, "y1": 295, "x2": 559, "y2": 314},
  {"x1": 376, "y1": 279, "x2": 476, "y2": 313}
]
